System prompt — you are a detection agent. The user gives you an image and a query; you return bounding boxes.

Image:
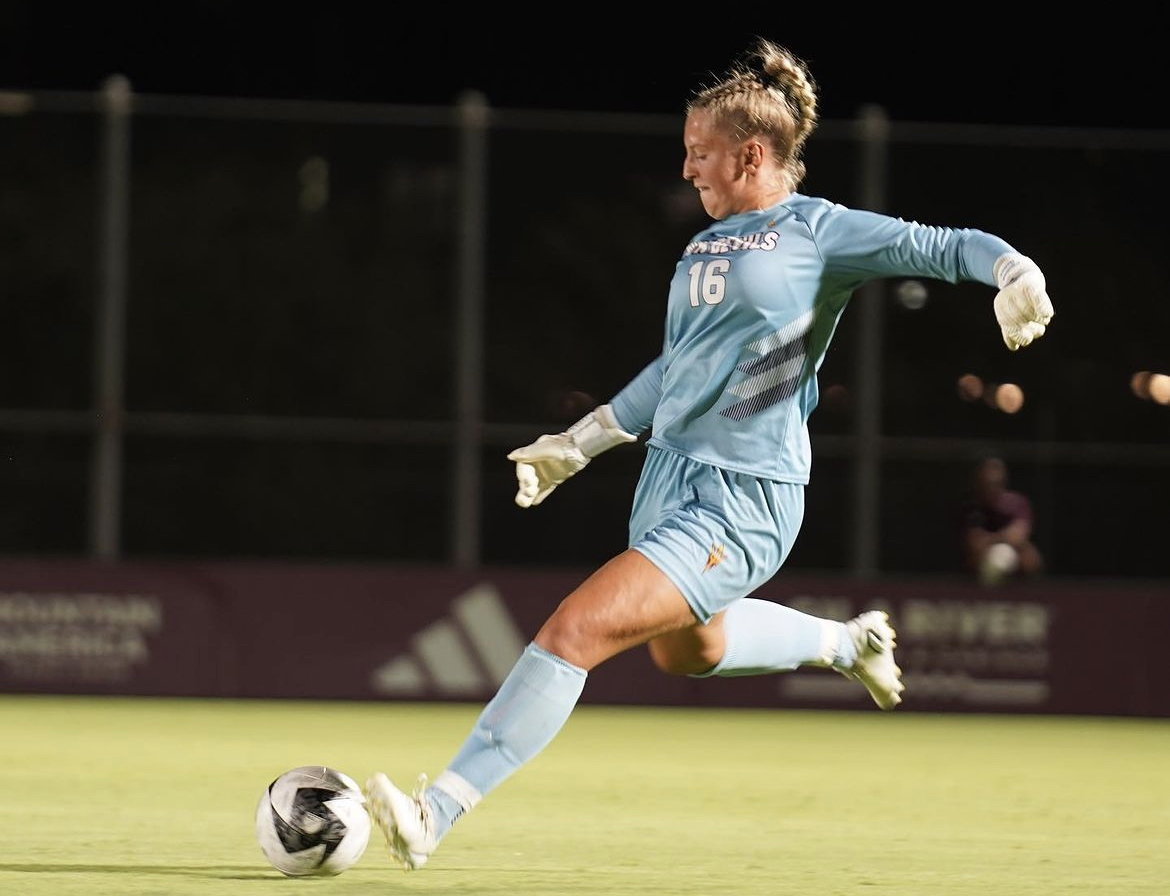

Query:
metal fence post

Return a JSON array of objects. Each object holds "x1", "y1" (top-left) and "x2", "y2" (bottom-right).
[
  {"x1": 89, "y1": 74, "x2": 132, "y2": 560},
  {"x1": 452, "y1": 91, "x2": 489, "y2": 568},
  {"x1": 849, "y1": 104, "x2": 889, "y2": 578}
]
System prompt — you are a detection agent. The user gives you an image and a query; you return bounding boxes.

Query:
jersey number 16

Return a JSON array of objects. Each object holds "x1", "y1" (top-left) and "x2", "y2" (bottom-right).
[{"x1": 687, "y1": 259, "x2": 730, "y2": 307}]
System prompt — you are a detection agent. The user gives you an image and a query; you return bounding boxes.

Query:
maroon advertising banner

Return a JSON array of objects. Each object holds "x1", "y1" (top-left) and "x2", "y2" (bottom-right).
[{"x1": 0, "y1": 559, "x2": 1165, "y2": 717}]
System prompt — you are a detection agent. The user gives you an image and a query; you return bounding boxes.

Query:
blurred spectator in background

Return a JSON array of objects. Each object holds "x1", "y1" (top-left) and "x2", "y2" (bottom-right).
[{"x1": 960, "y1": 456, "x2": 1045, "y2": 586}]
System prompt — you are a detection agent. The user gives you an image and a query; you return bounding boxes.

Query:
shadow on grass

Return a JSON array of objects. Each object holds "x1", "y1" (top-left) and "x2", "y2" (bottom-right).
[
  {"x1": 0, "y1": 864, "x2": 279, "y2": 880},
  {"x1": 0, "y1": 863, "x2": 588, "y2": 891}
]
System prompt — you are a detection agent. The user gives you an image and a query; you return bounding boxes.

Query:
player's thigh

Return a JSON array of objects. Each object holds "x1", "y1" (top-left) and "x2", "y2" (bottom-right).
[{"x1": 534, "y1": 549, "x2": 697, "y2": 670}]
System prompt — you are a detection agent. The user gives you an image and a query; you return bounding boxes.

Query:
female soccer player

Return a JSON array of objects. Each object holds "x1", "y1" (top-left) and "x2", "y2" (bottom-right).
[{"x1": 366, "y1": 36, "x2": 1054, "y2": 870}]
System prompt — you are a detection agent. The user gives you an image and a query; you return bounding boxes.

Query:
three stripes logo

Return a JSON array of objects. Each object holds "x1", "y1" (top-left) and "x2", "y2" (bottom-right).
[
  {"x1": 721, "y1": 309, "x2": 814, "y2": 421},
  {"x1": 369, "y1": 584, "x2": 528, "y2": 697}
]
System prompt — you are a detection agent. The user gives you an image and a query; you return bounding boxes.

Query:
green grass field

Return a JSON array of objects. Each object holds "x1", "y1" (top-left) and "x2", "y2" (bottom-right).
[{"x1": 2, "y1": 695, "x2": 1167, "y2": 895}]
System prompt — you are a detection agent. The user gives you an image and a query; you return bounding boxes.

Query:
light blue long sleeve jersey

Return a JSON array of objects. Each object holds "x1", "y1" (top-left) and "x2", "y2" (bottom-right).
[{"x1": 608, "y1": 193, "x2": 1016, "y2": 483}]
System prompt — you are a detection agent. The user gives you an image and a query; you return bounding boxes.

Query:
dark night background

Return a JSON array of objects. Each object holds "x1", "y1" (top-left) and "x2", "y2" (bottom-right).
[
  {"x1": 2, "y1": 8, "x2": 1168, "y2": 580},
  {"x1": 3, "y1": 8, "x2": 1168, "y2": 129}
]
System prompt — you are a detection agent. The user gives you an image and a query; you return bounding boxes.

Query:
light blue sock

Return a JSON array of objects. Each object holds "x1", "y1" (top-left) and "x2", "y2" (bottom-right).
[
  {"x1": 695, "y1": 598, "x2": 856, "y2": 678},
  {"x1": 425, "y1": 642, "x2": 586, "y2": 840}
]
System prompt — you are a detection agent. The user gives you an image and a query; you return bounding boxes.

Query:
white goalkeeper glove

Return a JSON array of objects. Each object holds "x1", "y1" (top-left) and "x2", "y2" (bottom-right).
[
  {"x1": 993, "y1": 253, "x2": 1054, "y2": 351},
  {"x1": 507, "y1": 404, "x2": 637, "y2": 508}
]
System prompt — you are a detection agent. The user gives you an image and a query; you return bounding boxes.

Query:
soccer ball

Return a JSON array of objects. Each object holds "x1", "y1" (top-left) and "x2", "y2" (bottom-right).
[{"x1": 255, "y1": 765, "x2": 371, "y2": 877}]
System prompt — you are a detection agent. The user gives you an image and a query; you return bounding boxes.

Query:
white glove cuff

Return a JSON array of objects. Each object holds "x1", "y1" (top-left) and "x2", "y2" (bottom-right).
[
  {"x1": 567, "y1": 404, "x2": 637, "y2": 458},
  {"x1": 993, "y1": 253, "x2": 1040, "y2": 289}
]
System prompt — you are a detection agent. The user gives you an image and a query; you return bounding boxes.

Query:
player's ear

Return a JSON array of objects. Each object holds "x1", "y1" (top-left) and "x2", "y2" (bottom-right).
[{"x1": 742, "y1": 139, "x2": 764, "y2": 173}]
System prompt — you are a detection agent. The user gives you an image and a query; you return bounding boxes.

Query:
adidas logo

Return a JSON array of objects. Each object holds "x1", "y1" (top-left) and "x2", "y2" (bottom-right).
[{"x1": 370, "y1": 583, "x2": 527, "y2": 697}]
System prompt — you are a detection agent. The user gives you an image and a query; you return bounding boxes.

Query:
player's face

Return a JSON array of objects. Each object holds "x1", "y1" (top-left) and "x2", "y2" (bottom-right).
[{"x1": 682, "y1": 109, "x2": 752, "y2": 220}]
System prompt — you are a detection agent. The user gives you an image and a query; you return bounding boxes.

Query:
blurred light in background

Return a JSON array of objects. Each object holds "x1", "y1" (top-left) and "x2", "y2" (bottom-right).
[
  {"x1": 992, "y1": 382, "x2": 1025, "y2": 414},
  {"x1": 956, "y1": 373, "x2": 983, "y2": 402},
  {"x1": 955, "y1": 374, "x2": 1024, "y2": 413},
  {"x1": 1132, "y1": 371, "x2": 1170, "y2": 406},
  {"x1": 895, "y1": 279, "x2": 928, "y2": 310},
  {"x1": 1152, "y1": 375, "x2": 1170, "y2": 405}
]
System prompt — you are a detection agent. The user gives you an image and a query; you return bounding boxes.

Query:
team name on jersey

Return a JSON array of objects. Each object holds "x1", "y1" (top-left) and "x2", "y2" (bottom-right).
[{"x1": 684, "y1": 230, "x2": 779, "y2": 256}]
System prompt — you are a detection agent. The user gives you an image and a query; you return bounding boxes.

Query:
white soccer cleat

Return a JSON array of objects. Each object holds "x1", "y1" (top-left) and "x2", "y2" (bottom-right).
[
  {"x1": 364, "y1": 772, "x2": 436, "y2": 871},
  {"x1": 837, "y1": 610, "x2": 905, "y2": 710}
]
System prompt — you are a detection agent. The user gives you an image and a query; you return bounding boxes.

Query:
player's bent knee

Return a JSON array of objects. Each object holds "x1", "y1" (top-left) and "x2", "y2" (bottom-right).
[
  {"x1": 533, "y1": 622, "x2": 591, "y2": 669},
  {"x1": 534, "y1": 609, "x2": 626, "y2": 671}
]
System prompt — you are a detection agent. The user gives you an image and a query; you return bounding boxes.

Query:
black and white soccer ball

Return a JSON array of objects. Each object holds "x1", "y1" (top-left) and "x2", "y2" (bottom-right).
[{"x1": 255, "y1": 765, "x2": 371, "y2": 877}]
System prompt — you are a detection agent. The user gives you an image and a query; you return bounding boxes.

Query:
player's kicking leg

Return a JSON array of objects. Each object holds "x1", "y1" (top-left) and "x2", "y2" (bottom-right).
[
  {"x1": 365, "y1": 772, "x2": 437, "y2": 871},
  {"x1": 836, "y1": 610, "x2": 905, "y2": 709}
]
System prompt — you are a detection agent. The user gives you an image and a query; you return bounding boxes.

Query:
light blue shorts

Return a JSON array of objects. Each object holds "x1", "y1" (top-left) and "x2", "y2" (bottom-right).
[{"x1": 628, "y1": 445, "x2": 805, "y2": 623}]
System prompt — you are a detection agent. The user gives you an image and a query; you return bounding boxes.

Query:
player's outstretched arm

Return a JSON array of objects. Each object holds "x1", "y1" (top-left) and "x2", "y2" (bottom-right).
[
  {"x1": 993, "y1": 253, "x2": 1055, "y2": 351},
  {"x1": 507, "y1": 404, "x2": 636, "y2": 508}
]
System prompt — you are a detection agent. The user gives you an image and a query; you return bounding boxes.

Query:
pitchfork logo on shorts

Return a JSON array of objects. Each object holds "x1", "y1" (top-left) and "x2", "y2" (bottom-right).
[{"x1": 703, "y1": 543, "x2": 727, "y2": 573}]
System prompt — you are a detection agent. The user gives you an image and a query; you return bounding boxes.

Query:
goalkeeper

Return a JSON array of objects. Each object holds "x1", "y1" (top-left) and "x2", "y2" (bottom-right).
[{"x1": 367, "y1": 36, "x2": 1054, "y2": 871}]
